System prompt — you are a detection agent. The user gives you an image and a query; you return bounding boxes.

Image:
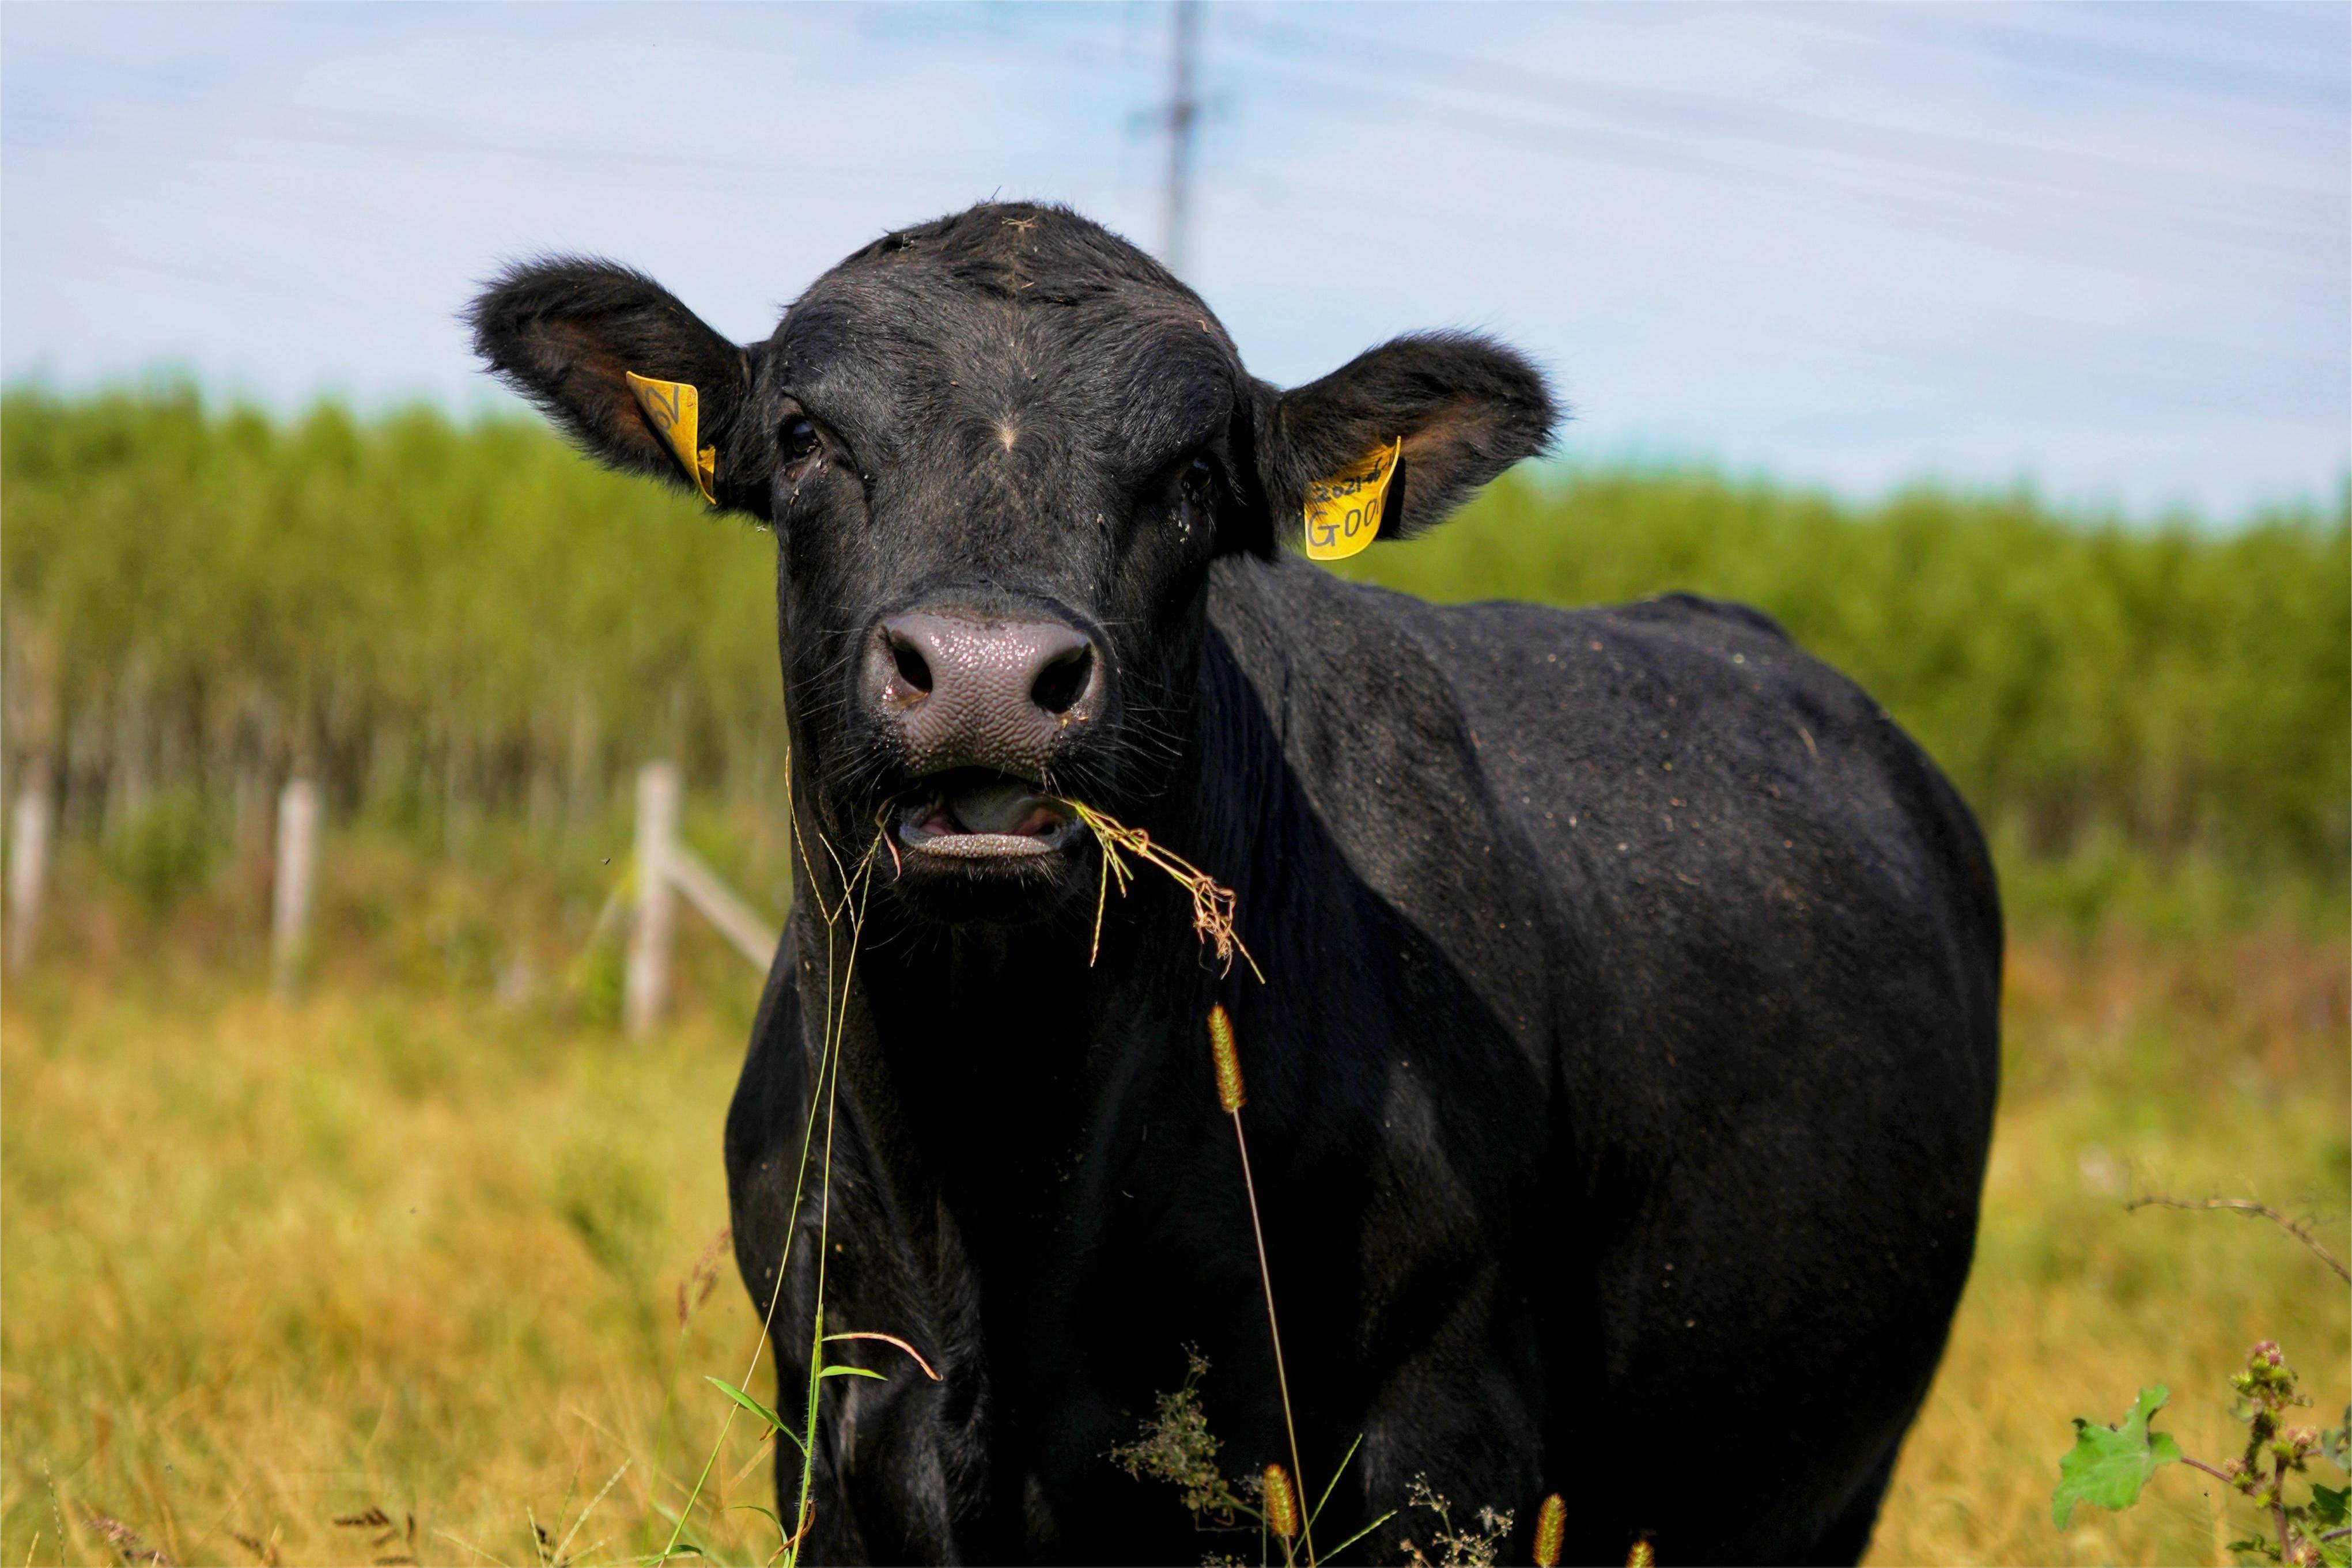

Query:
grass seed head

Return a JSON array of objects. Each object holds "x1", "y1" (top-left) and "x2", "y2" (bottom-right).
[
  {"x1": 1264, "y1": 1463, "x2": 1300, "y2": 1539},
  {"x1": 1208, "y1": 1003, "x2": 1246, "y2": 1112},
  {"x1": 1625, "y1": 1537, "x2": 1656, "y2": 1568},
  {"x1": 1534, "y1": 1494, "x2": 1566, "y2": 1567}
]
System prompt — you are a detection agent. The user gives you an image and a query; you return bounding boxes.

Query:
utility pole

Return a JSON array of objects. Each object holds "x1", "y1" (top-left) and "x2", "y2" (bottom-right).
[{"x1": 1161, "y1": 0, "x2": 1201, "y2": 278}]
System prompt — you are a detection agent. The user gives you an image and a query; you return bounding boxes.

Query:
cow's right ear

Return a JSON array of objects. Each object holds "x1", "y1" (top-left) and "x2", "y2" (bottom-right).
[{"x1": 467, "y1": 257, "x2": 769, "y2": 517}]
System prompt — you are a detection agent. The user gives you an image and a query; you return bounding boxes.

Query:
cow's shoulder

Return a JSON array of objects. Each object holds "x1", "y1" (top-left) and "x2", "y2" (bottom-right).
[{"x1": 1208, "y1": 558, "x2": 1843, "y2": 793}]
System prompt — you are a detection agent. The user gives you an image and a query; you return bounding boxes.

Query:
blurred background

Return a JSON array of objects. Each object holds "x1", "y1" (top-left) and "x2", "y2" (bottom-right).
[{"x1": 2, "y1": 6, "x2": 2345, "y2": 1567}]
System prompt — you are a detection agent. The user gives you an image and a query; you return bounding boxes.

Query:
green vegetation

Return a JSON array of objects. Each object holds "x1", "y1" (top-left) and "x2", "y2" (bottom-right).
[
  {"x1": 1, "y1": 387, "x2": 782, "y2": 841},
  {"x1": 2052, "y1": 1344, "x2": 2349, "y2": 1565},
  {"x1": 6, "y1": 388, "x2": 2346, "y2": 933}
]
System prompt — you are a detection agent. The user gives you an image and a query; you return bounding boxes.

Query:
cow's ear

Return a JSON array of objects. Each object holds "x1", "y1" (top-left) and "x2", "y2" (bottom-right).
[
  {"x1": 1252, "y1": 332, "x2": 1556, "y2": 551},
  {"x1": 468, "y1": 257, "x2": 769, "y2": 517}
]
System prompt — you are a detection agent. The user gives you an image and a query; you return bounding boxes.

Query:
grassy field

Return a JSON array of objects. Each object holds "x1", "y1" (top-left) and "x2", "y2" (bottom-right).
[
  {"x1": 2, "y1": 873, "x2": 2342, "y2": 1567},
  {"x1": 3, "y1": 391, "x2": 2346, "y2": 1564}
]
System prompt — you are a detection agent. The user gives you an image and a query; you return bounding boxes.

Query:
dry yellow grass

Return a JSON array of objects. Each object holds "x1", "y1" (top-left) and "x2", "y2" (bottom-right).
[
  {"x1": 0, "y1": 975, "x2": 787, "y2": 1567},
  {"x1": 2, "y1": 925, "x2": 2343, "y2": 1567},
  {"x1": 1870, "y1": 932, "x2": 2350, "y2": 1567}
]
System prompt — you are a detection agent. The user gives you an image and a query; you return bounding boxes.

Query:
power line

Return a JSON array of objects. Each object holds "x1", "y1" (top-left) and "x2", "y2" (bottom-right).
[
  {"x1": 1160, "y1": 0, "x2": 1201, "y2": 277},
  {"x1": 1802, "y1": 4, "x2": 2348, "y2": 116},
  {"x1": 1188, "y1": 32, "x2": 2341, "y2": 289},
  {"x1": 1213, "y1": 13, "x2": 2341, "y2": 253}
]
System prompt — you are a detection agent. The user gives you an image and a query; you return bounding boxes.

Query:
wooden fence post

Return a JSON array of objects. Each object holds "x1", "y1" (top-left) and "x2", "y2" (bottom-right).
[
  {"x1": 625, "y1": 762, "x2": 680, "y2": 1036},
  {"x1": 7, "y1": 773, "x2": 52, "y2": 974},
  {"x1": 667, "y1": 839, "x2": 780, "y2": 970},
  {"x1": 271, "y1": 778, "x2": 319, "y2": 996}
]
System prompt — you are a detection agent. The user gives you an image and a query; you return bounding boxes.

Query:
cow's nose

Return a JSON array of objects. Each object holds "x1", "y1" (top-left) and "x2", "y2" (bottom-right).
[{"x1": 867, "y1": 609, "x2": 1105, "y2": 774}]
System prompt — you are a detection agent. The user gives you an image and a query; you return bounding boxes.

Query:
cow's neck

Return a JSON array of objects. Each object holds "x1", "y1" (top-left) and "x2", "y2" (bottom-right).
[{"x1": 782, "y1": 623, "x2": 1282, "y2": 1268}]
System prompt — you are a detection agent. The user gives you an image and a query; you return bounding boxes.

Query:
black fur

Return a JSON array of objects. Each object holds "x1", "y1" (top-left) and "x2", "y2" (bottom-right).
[{"x1": 472, "y1": 202, "x2": 1999, "y2": 1566}]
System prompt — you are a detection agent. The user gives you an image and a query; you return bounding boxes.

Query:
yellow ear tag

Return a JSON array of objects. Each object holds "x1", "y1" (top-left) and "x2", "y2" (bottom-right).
[
  {"x1": 623, "y1": 371, "x2": 719, "y2": 504},
  {"x1": 1302, "y1": 438, "x2": 1401, "y2": 561}
]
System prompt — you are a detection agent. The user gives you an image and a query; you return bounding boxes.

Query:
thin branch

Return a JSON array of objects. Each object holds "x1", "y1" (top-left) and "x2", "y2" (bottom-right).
[{"x1": 2124, "y1": 1195, "x2": 2350, "y2": 1283}]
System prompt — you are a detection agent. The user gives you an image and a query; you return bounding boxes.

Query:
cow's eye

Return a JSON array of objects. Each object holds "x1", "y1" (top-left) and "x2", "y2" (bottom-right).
[
  {"x1": 778, "y1": 416, "x2": 822, "y2": 472},
  {"x1": 1182, "y1": 456, "x2": 1215, "y2": 495}
]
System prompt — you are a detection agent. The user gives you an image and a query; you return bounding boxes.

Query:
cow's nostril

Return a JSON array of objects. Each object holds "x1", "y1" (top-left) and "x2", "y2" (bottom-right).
[
  {"x1": 1030, "y1": 644, "x2": 1094, "y2": 715},
  {"x1": 891, "y1": 638, "x2": 934, "y2": 694}
]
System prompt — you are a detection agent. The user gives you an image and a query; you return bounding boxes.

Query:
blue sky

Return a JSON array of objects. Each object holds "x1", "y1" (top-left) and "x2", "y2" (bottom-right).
[{"x1": 4, "y1": 2, "x2": 2345, "y2": 520}]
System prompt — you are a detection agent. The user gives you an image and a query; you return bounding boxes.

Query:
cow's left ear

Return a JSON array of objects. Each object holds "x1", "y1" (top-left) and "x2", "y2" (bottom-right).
[
  {"x1": 1250, "y1": 332, "x2": 1557, "y2": 553},
  {"x1": 467, "y1": 256, "x2": 771, "y2": 518}
]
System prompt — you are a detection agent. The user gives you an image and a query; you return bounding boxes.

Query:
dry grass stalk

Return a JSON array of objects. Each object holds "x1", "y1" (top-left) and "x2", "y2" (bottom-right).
[
  {"x1": 550, "y1": 1464, "x2": 627, "y2": 1568},
  {"x1": 676, "y1": 1226, "x2": 733, "y2": 1328},
  {"x1": 81, "y1": 1510, "x2": 172, "y2": 1567},
  {"x1": 228, "y1": 1530, "x2": 281, "y2": 1567},
  {"x1": 2124, "y1": 1195, "x2": 2351, "y2": 1283},
  {"x1": 1207, "y1": 1005, "x2": 1314, "y2": 1566},
  {"x1": 334, "y1": 1506, "x2": 416, "y2": 1565},
  {"x1": 660, "y1": 820, "x2": 887, "y2": 1568},
  {"x1": 1398, "y1": 1478, "x2": 1511, "y2": 1568},
  {"x1": 780, "y1": 832, "x2": 887, "y2": 1565},
  {"x1": 780, "y1": 1497, "x2": 814, "y2": 1554},
  {"x1": 1068, "y1": 803, "x2": 1263, "y2": 981}
]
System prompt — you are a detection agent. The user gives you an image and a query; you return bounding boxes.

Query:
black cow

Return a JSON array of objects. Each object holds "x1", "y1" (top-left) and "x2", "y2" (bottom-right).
[{"x1": 471, "y1": 203, "x2": 1999, "y2": 1566}]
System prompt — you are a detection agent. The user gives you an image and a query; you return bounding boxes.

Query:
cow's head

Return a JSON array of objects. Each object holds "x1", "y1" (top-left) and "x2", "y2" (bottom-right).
[{"x1": 471, "y1": 203, "x2": 1553, "y2": 924}]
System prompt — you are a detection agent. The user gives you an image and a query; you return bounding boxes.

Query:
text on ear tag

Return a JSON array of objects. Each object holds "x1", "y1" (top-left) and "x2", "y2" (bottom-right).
[
  {"x1": 1302, "y1": 438, "x2": 1401, "y2": 561},
  {"x1": 624, "y1": 371, "x2": 719, "y2": 503}
]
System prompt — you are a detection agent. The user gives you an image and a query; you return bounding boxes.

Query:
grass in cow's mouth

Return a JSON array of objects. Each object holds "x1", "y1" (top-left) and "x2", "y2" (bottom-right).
[{"x1": 1067, "y1": 801, "x2": 1264, "y2": 981}]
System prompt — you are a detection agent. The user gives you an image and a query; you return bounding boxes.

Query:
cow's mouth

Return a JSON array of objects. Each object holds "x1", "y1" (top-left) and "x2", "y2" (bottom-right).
[{"x1": 894, "y1": 769, "x2": 1083, "y2": 861}]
